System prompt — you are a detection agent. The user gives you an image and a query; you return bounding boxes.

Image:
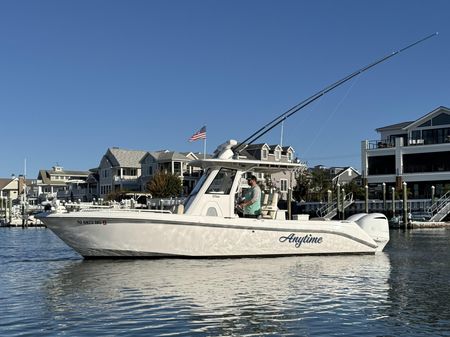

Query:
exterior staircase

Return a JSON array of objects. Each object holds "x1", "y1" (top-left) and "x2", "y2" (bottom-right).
[
  {"x1": 316, "y1": 192, "x2": 354, "y2": 220},
  {"x1": 427, "y1": 191, "x2": 450, "y2": 222}
]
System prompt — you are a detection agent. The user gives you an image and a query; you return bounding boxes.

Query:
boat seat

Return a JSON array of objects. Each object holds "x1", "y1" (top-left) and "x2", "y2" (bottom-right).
[{"x1": 261, "y1": 191, "x2": 280, "y2": 219}]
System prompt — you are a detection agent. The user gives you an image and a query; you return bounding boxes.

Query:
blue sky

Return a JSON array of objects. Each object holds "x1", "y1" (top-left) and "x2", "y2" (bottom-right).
[{"x1": 0, "y1": 0, "x2": 449, "y2": 178}]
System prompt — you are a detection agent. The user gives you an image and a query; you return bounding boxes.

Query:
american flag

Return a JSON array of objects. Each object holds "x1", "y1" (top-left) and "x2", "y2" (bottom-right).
[{"x1": 189, "y1": 126, "x2": 207, "y2": 142}]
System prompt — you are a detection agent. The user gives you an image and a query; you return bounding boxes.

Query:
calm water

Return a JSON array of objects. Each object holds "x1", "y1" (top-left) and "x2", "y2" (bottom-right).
[{"x1": 1, "y1": 228, "x2": 450, "y2": 336}]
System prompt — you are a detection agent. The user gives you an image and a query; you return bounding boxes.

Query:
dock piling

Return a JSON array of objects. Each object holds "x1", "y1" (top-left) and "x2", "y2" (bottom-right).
[{"x1": 403, "y1": 182, "x2": 408, "y2": 229}]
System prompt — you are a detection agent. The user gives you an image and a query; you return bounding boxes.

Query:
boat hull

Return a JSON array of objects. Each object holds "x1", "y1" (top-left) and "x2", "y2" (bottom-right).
[{"x1": 39, "y1": 212, "x2": 382, "y2": 258}]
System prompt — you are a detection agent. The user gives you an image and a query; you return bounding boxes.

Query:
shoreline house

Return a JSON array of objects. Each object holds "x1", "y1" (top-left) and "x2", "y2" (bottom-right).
[
  {"x1": 0, "y1": 175, "x2": 30, "y2": 200},
  {"x1": 36, "y1": 166, "x2": 91, "y2": 201},
  {"x1": 57, "y1": 169, "x2": 100, "y2": 202},
  {"x1": 310, "y1": 165, "x2": 361, "y2": 186},
  {"x1": 361, "y1": 106, "x2": 450, "y2": 198},
  {"x1": 98, "y1": 147, "x2": 206, "y2": 199},
  {"x1": 239, "y1": 143, "x2": 302, "y2": 200},
  {"x1": 330, "y1": 167, "x2": 361, "y2": 186},
  {"x1": 140, "y1": 150, "x2": 203, "y2": 196},
  {"x1": 98, "y1": 148, "x2": 147, "y2": 199}
]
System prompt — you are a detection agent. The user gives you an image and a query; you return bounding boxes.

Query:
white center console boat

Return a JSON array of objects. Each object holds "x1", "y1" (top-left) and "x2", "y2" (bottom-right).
[{"x1": 37, "y1": 140, "x2": 389, "y2": 258}]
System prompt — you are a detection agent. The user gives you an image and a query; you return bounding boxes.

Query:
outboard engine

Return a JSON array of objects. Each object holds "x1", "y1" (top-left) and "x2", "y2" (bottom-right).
[{"x1": 347, "y1": 213, "x2": 390, "y2": 252}]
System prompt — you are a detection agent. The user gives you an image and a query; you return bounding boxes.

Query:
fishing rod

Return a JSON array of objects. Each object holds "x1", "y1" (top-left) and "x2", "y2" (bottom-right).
[{"x1": 233, "y1": 32, "x2": 438, "y2": 155}]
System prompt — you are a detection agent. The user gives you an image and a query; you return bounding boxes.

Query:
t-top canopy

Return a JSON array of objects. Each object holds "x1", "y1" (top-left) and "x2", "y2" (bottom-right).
[{"x1": 189, "y1": 158, "x2": 303, "y2": 173}]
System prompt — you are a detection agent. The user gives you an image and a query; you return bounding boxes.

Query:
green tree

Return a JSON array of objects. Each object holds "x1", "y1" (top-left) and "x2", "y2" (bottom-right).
[
  {"x1": 293, "y1": 169, "x2": 311, "y2": 201},
  {"x1": 311, "y1": 169, "x2": 332, "y2": 202},
  {"x1": 342, "y1": 179, "x2": 365, "y2": 200},
  {"x1": 146, "y1": 171, "x2": 182, "y2": 198}
]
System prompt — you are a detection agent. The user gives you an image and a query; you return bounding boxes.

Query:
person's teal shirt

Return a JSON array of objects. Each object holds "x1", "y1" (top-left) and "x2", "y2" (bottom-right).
[{"x1": 244, "y1": 185, "x2": 261, "y2": 215}]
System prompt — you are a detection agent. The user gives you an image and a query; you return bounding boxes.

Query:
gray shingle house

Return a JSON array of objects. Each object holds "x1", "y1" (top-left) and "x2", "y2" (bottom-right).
[
  {"x1": 98, "y1": 148, "x2": 147, "y2": 198},
  {"x1": 140, "y1": 150, "x2": 203, "y2": 195}
]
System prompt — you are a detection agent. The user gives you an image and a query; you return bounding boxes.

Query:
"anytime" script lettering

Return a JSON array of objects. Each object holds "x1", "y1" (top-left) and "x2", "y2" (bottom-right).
[{"x1": 279, "y1": 233, "x2": 323, "y2": 248}]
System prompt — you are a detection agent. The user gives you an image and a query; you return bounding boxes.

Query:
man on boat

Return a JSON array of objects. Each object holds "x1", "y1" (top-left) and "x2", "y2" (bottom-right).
[{"x1": 239, "y1": 175, "x2": 261, "y2": 218}]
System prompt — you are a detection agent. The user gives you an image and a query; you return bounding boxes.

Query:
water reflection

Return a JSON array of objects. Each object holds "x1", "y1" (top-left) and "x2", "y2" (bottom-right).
[
  {"x1": 385, "y1": 229, "x2": 450, "y2": 334},
  {"x1": 45, "y1": 254, "x2": 391, "y2": 336}
]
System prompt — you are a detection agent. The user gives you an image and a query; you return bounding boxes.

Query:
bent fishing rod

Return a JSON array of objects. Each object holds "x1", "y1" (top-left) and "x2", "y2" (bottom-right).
[{"x1": 233, "y1": 32, "x2": 438, "y2": 155}]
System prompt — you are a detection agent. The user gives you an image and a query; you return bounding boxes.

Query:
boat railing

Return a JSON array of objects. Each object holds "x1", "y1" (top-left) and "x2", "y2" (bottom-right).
[
  {"x1": 61, "y1": 201, "x2": 174, "y2": 214},
  {"x1": 78, "y1": 207, "x2": 173, "y2": 214}
]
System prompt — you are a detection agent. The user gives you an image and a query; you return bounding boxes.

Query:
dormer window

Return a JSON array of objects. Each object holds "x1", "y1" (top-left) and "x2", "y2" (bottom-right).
[
  {"x1": 261, "y1": 148, "x2": 268, "y2": 160},
  {"x1": 275, "y1": 150, "x2": 281, "y2": 161},
  {"x1": 287, "y1": 152, "x2": 293, "y2": 162}
]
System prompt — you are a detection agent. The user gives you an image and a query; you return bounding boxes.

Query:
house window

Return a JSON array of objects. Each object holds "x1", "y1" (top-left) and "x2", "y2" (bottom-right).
[
  {"x1": 122, "y1": 168, "x2": 137, "y2": 176},
  {"x1": 148, "y1": 166, "x2": 153, "y2": 176},
  {"x1": 287, "y1": 152, "x2": 293, "y2": 162},
  {"x1": 275, "y1": 150, "x2": 281, "y2": 161},
  {"x1": 262, "y1": 149, "x2": 268, "y2": 160},
  {"x1": 411, "y1": 130, "x2": 421, "y2": 140},
  {"x1": 432, "y1": 113, "x2": 450, "y2": 126},
  {"x1": 174, "y1": 162, "x2": 182, "y2": 176},
  {"x1": 280, "y1": 179, "x2": 288, "y2": 192}
]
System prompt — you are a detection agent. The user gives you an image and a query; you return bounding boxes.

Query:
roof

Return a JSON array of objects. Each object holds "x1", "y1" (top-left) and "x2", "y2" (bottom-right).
[
  {"x1": 376, "y1": 106, "x2": 450, "y2": 132},
  {"x1": 405, "y1": 106, "x2": 450, "y2": 130},
  {"x1": 237, "y1": 149, "x2": 257, "y2": 160},
  {"x1": 376, "y1": 121, "x2": 413, "y2": 132},
  {"x1": 142, "y1": 150, "x2": 195, "y2": 163},
  {"x1": 107, "y1": 148, "x2": 147, "y2": 168},
  {"x1": 154, "y1": 151, "x2": 191, "y2": 162},
  {"x1": 37, "y1": 170, "x2": 66, "y2": 186},
  {"x1": 37, "y1": 168, "x2": 89, "y2": 186},
  {"x1": 332, "y1": 167, "x2": 360, "y2": 178},
  {"x1": 238, "y1": 143, "x2": 294, "y2": 153},
  {"x1": 243, "y1": 143, "x2": 269, "y2": 151},
  {"x1": 0, "y1": 178, "x2": 12, "y2": 190}
]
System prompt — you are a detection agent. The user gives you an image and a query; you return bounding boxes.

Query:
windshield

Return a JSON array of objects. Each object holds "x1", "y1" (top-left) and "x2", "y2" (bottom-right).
[
  {"x1": 206, "y1": 168, "x2": 236, "y2": 195},
  {"x1": 183, "y1": 172, "x2": 208, "y2": 208}
]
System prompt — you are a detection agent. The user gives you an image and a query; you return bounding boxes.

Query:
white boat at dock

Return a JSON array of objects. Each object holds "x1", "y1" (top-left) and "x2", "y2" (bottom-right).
[{"x1": 37, "y1": 140, "x2": 390, "y2": 258}]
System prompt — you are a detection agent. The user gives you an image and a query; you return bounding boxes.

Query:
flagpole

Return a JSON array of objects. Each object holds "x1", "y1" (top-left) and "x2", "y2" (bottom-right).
[{"x1": 203, "y1": 138, "x2": 206, "y2": 159}]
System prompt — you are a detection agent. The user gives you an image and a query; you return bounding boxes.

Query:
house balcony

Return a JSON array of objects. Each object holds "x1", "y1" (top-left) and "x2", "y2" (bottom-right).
[
  {"x1": 367, "y1": 139, "x2": 396, "y2": 150},
  {"x1": 114, "y1": 176, "x2": 139, "y2": 182},
  {"x1": 367, "y1": 136, "x2": 450, "y2": 150}
]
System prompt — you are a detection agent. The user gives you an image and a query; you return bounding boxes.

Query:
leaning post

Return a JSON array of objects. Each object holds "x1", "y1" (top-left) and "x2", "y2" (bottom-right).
[
  {"x1": 341, "y1": 187, "x2": 345, "y2": 220},
  {"x1": 382, "y1": 182, "x2": 386, "y2": 213}
]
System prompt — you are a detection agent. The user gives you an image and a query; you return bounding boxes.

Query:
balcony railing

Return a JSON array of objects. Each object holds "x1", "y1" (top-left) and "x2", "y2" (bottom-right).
[
  {"x1": 368, "y1": 136, "x2": 450, "y2": 150},
  {"x1": 367, "y1": 139, "x2": 395, "y2": 150}
]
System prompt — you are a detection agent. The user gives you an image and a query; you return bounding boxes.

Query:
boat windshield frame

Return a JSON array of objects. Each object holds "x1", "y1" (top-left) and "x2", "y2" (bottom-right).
[{"x1": 205, "y1": 168, "x2": 237, "y2": 195}]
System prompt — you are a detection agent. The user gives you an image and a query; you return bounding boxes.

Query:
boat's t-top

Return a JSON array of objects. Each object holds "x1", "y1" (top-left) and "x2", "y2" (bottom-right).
[{"x1": 184, "y1": 140, "x2": 302, "y2": 218}]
